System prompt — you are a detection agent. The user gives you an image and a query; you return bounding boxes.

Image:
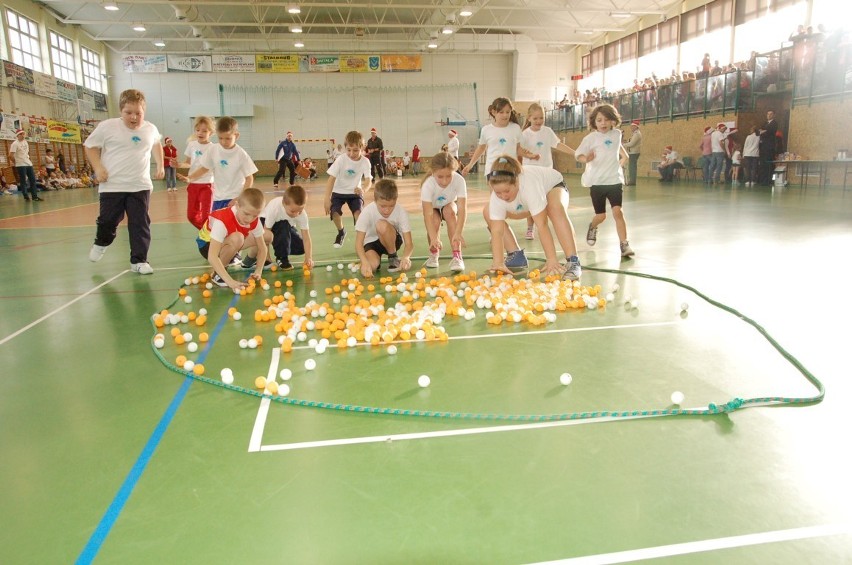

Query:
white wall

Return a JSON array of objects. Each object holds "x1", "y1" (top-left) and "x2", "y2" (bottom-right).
[{"x1": 107, "y1": 54, "x2": 513, "y2": 162}]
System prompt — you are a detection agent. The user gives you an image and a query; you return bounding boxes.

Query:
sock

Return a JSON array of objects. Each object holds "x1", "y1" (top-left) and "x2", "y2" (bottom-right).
[{"x1": 452, "y1": 249, "x2": 461, "y2": 259}]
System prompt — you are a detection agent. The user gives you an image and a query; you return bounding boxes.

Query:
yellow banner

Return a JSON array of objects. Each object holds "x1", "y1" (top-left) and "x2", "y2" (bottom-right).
[
  {"x1": 47, "y1": 120, "x2": 81, "y2": 143},
  {"x1": 255, "y1": 54, "x2": 300, "y2": 73},
  {"x1": 339, "y1": 55, "x2": 380, "y2": 73},
  {"x1": 381, "y1": 55, "x2": 422, "y2": 72}
]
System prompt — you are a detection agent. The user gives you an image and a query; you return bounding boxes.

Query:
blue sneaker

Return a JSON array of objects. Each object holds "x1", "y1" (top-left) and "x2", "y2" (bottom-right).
[
  {"x1": 564, "y1": 255, "x2": 582, "y2": 281},
  {"x1": 505, "y1": 249, "x2": 528, "y2": 269}
]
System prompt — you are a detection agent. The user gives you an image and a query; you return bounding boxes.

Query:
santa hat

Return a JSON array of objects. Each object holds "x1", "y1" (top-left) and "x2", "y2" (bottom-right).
[
  {"x1": 630, "y1": 120, "x2": 640, "y2": 126},
  {"x1": 164, "y1": 136, "x2": 172, "y2": 143},
  {"x1": 370, "y1": 128, "x2": 377, "y2": 133},
  {"x1": 15, "y1": 129, "x2": 24, "y2": 135},
  {"x1": 717, "y1": 122, "x2": 727, "y2": 128},
  {"x1": 665, "y1": 145, "x2": 673, "y2": 151},
  {"x1": 704, "y1": 126, "x2": 712, "y2": 133},
  {"x1": 449, "y1": 129, "x2": 457, "y2": 136}
]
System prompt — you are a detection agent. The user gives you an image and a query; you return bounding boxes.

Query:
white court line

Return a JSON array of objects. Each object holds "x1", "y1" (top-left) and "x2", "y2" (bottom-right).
[
  {"x1": 283, "y1": 321, "x2": 678, "y2": 351},
  {"x1": 247, "y1": 348, "x2": 281, "y2": 452},
  {"x1": 258, "y1": 412, "x2": 669, "y2": 452},
  {"x1": 527, "y1": 522, "x2": 852, "y2": 564},
  {"x1": 0, "y1": 270, "x2": 128, "y2": 347}
]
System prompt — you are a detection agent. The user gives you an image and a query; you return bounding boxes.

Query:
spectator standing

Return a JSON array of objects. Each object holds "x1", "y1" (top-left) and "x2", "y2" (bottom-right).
[
  {"x1": 623, "y1": 120, "x2": 642, "y2": 186},
  {"x1": 447, "y1": 129, "x2": 460, "y2": 161},
  {"x1": 710, "y1": 123, "x2": 728, "y2": 184},
  {"x1": 273, "y1": 131, "x2": 300, "y2": 189},
  {"x1": 57, "y1": 151, "x2": 67, "y2": 174},
  {"x1": 9, "y1": 129, "x2": 40, "y2": 201},
  {"x1": 699, "y1": 126, "x2": 713, "y2": 183},
  {"x1": 758, "y1": 110, "x2": 778, "y2": 186},
  {"x1": 366, "y1": 128, "x2": 385, "y2": 179},
  {"x1": 411, "y1": 144, "x2": 421, "y2": 175},
  {"x1": 163, "y1": 136, "x2": 178, "y2": 192},
  {"x1": 742, "y1": 126, "x2": 760, "y2": 187}
]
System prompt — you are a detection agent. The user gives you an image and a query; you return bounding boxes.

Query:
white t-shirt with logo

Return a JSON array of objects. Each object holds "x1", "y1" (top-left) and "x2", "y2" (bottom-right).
[
  {"x1": 184, "y1": 140, "x2": 215, "y2": 184},
  {"x1": 83, "y1": 118, "x2": 161, "y2": 193},
  {"x1": 420, "y1": 173, "x2": 467, "y2": 209},
  {"x1": 478, "y1": 122, "x2": 523, "y2": 174},
  {"x1": 521, "y1": 126, "x2": 561, "y2": 168},
  {"x1": 328, "y1": 154, "x2": 372, "y2": 195},
  {"x1": 574, "y1": 129, "x2": 625, "y2": 187},
  {"x1": 355, "y1": 201, "x2": 411, "y2": 245},
  {"x1": 261, "y1": 196, "x2": 309, "y2": 231},
  {"x1": 488, "y1": 166, "x2": 565, "y2": 220},
  {"x1": 198, "y1": 143, "x2": 258, "y2": 201}
]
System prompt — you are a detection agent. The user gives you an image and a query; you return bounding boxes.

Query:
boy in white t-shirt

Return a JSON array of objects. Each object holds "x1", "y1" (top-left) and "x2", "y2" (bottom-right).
[
  {"x1": 85, "y1": 89, "x2": 165, "y2": 274},
  {"x1": 324, "y1": 130, "x2": 373, "y2": 248},
  {"x1": 181, "y1": 116, "x2": 258, "y2": 212},
  {"x1": 244, "y1": 184, "x2": 314, "y2": 271},
  {"x1": 355, "y1": 179, "x2": 414, "y2": 278},
  {"x1": 574, "y1": 104, "x2": 634, "y2": 258}
]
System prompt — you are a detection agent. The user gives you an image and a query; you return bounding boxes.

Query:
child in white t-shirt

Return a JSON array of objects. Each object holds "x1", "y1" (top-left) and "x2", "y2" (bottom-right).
[
  {"x1": 178, "y1": 115, "x2": 215, "y2": 229},
  {"x1": 252, "y1": 184, "x2": 314, "y2": 271},
  {"x1": 574, "y1": 104, "x2": 634, "y2": 258},
  {"x1": 324, "y1": 130, "x2": 373, "y2": 248},
  {"x1": 355, "y1": 179, "x2": 413, "y2": 278},
  {"x1": 420, "y1": 151, "x2": 467, "y2": 272}
]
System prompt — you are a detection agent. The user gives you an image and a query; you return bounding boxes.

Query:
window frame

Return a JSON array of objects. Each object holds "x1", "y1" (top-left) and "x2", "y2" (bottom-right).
[
  {"x1": 6, "y1": 9, "x2": 44, "y2": 73},
  {"x1": 48, "y1": 29, "x2": 76, "y2": 83}
]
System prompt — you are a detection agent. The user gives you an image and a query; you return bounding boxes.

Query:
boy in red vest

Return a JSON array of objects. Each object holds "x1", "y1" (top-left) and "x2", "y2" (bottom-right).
[{"x1": 197, "y1": 187, "x2": 270, "y2": 290}]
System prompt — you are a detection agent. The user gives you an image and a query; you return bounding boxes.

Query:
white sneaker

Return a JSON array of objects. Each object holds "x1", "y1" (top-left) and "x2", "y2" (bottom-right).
[
  {"x1": 425, "y1": 251, "x2": 439, "y2": 268},
  {"x1": 525, "y1": 226, "x2": 535, "y2": 240},
  {"x1": 131, "y1": 262, "x2": 154, "y2": 275},
  {"x1": 449, "y1": 256, "x2": 465, "y2": 272},
  {"x1": 89, "y1": 244, "x2": 107, "y2": 262}
]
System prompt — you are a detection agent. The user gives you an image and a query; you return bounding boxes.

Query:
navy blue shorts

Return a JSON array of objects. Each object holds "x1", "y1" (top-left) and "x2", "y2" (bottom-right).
[{"x1": 330, "y1": 193, "x2": 363, "y2": 218}]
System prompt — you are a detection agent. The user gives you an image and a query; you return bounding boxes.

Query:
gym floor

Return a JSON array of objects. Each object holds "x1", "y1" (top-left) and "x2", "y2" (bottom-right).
[{"x1": 1, "y1": 173, "x2": 850, "y2": 564}]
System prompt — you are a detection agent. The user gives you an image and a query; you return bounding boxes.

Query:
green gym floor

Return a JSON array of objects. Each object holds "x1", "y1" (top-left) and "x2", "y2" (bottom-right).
[{"x1": 1, "y1": 174, "x2": 850, "y2": 564}]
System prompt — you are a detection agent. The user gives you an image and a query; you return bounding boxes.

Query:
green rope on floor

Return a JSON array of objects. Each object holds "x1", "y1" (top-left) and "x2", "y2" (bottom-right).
[{"x1": 150, "y1": 262, "x2": 824, "y2": 423}]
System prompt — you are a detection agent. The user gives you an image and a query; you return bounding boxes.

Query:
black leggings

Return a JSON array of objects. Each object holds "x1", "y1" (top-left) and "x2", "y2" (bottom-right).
[{"x1": 274, "y1": 159, "x2": 296, "y2": 186}]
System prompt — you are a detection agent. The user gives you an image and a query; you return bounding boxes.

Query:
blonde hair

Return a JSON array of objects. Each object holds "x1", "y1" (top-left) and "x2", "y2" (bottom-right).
[
  {"x1": 119, "y1": 89, "x2": 146, "y2": 110},
  {"x1": 237, "y1": 187, "x2": 265, "y2": 209},
  {"x1": 419, "y1": 151, "x2": 459, "y2": 190},
  {"x1": 188, "y1": 115, "x2": 215, "y2": 143},
  {"x1": 522, "y1": 102, "x2": 545, "y2": 131},
  {"x1": 344, "y1": 130, "x2": 365, "y2": 148}
]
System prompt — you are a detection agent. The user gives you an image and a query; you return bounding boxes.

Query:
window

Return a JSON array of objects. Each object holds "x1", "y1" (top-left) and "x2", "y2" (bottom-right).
[
  {"x1": 49, "y1": 31, "x2": 75, "y2": 82},
  {"x1": 81, "y1": 47, "x2": 104, "y2": 92},
  {"x1": 6, "y1": 10, "x2": 43, "y2": 72}
]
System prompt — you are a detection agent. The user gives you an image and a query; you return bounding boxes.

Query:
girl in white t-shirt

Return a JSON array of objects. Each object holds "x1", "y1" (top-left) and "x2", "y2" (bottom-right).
[
  {"x1": 420, "y1": 152, "x2": 468, "y2": 272},
  {"x1": 521, "y1": 102, "x2": 577, "y2": 240},
  {"x1": 178, "y1": 115, "x2": 215, "y2": 229},
  {"x1": 574, "y1": 104, "x2": 634, "y2": 258},
  {"x1": 484, "y1": 155, "x2": 582, "y2": 280},
  {"x1": 461, "y1": 97, "x2": 541, "y2": 177}
]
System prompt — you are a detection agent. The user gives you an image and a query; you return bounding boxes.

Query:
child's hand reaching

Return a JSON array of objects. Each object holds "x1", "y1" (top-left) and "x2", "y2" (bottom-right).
[{"x1": 360, "y1": 262, "x2": 374, "y2": 279}]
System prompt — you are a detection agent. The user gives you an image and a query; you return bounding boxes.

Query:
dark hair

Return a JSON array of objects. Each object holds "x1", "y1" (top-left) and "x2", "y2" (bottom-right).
[
  {"x1": 374, "y1": 178, "x2": 398, "y2": 201},
  {"x1": 344, "y1": 130, "x2": 364, "y2": 148},
  {"x1": 486, "y1": 154, "x2": 522, "y2": 184},
  {"x1": 587, "y1": 103, "x2": 622, "y2": 131},
  {"x1": 283, "y1": 184, "x2": 306, "y2": 206},
  {"x1": 488, "y1": 97, "x2": 521, "y2": 125},
  {"x1": 216, "y1": 116, "x2": 238, "y2": 134}
]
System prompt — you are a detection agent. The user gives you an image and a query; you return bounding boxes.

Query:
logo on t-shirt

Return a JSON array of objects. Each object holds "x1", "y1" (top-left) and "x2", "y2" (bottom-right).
[
  {"x1": 194, "y1": 150, "x2": 202, "y2": 157},
  {"x1": 515, "y1": 203, "x2": 524, "y2": 211},
  {"x1": 436, "y1": 195, "x2": 447, "y2": 204},
  {"x1": 536, "y1": 141, "x2": 544, "y2": 148},
  {"x1": 345, "y1": 169, "x2": 356, "y2": 177},
  {"x1": 131, "y1": 135, "x2": 141, "y2": 144},
  {"x1": 604, "y1": 139, "x2": 613, "y2": 146},
  {"x1": 219, "y1": 159, "x2": 229, "y2": 167},
  {"x1": 498, "y1": 137, "x2": 507, "y2": 146}
]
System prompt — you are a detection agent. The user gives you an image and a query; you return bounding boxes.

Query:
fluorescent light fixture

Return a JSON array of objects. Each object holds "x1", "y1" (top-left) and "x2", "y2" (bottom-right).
[
  {"x1": 289, "y1": 24, "x2": 303, "y2": 33},
  {"x1": 132, "y1": 23, "x2": 146, "y2": 32},
  {"x1": 610, "y1": 12, "x2": 632, "y2": 18},
  {"x1": 103, "y1": 1, "x2": 119, "y2": 11},
  {"x1": 427, "y1": 41, "x2": 438, "y2": 48},
  {"x1": 294, "y1": 41, "x2": 304, "y2": 48},
  {"x1": 153, "y1": 40, "x2": 166, "y2": 47},
  {"x1": 459, "y1": 6, "x2": 474, "y2": 17},
  {"x1": 576, "y1": 30, "x2": 594, "y2": 35},
  {"x1": 441, "y1": 25, "x2": 454, "y2": 35},
  {"x1": 287, "y1": 4, "x2": 301, "y2": 14}
]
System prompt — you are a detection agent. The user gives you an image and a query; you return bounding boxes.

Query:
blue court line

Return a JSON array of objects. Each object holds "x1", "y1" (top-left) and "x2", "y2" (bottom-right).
[{"x1": 76, "y1": 290, "x2": 239, "y2": 564}]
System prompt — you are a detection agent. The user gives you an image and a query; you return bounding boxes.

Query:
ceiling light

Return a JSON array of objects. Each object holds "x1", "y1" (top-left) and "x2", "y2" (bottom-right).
[
  {"x1": 459, "y1": 6, "x2": 474, "y2": 17},
  {"x1": 103, "y1": 1, "x2": 119, "y2": 11},
  {"x1": 576, "y1": 30, "x2": 595, "y2": 35},
  {"x1": 441, "y1": 25, "x2": 454, "y2": 35},
  {"x1": 132, "y1": 23, "x2": 146, "y2": 32},
  {"x1": 427, "y1": 41, "x2": 438, "y2": 49},
  {"x1": 294, "y1": 41, "x2": 304, "y2": 48},
  {"x1": 289, "y1": 24, "x2": 302, "y2": 33},
  {"x1": 287, "y1": 4, "x2": 301, "y2": 14},
  {"x1": 610, "y1": 12, "x2": 632, "y2": 18},
  {"x1": 153, "y1": 40, "x2": 166, "y2": 47}
]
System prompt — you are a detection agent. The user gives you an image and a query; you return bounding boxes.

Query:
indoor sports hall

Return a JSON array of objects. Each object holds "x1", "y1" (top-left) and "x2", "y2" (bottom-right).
[{"x1": 1, "y1": 0, "x2": 851, "y2": 563}]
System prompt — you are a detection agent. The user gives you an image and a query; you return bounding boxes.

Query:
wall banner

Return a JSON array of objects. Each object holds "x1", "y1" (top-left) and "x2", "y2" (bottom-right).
[
  {"x1": 381, "y1": 55, "x2": 422, "y2": 72},
  {"x1": 47, "y1": 120, "x2": 82, "y2": 144},
  {"x1": 339, "y1": 55, "x2": 380, "y2": 73},
  {"x1": 167, "y1": 55, "x2": 213, "y2": 72},
  {"x1": 122, "y1": 55, "x2": 168, "y2": 73},
  {"x1": 255, "y1": 54, "x2": 300, "y2": 73},
  {"x1": 212, "y1": 55, "x2": 257, "y2": 72}
]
